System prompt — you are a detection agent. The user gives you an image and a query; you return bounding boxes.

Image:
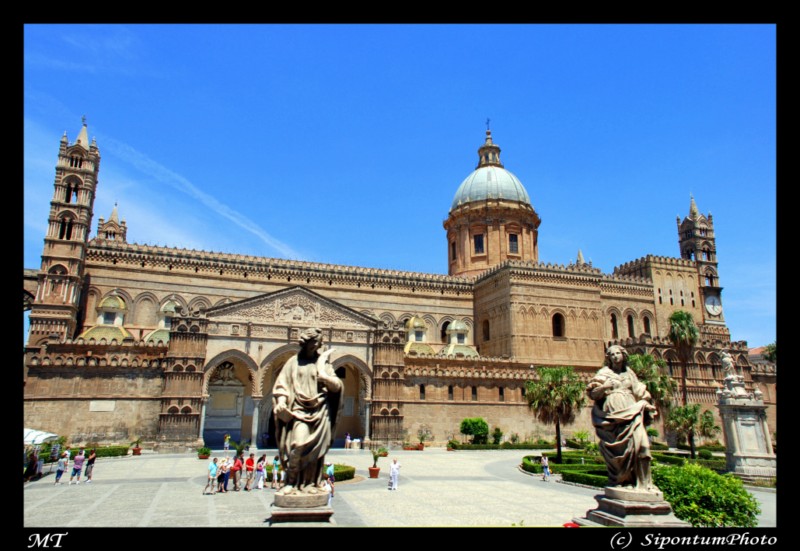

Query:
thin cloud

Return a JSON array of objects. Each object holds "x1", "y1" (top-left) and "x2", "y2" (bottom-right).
[{"x1": 101, "y1": 136, "x2": 305, "y2": 259}]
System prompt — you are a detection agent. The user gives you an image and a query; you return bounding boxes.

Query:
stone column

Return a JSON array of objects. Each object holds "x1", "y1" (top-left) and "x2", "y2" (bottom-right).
[
  {"x1": 364, "y1": 402, "x2": 371, "y2": 440},
  {"x1": 198, "y1": 397, "x2": 207, "y2": 440},
  {"x1": 250, "y1": 399, "x2": 260, "y2": 452}
]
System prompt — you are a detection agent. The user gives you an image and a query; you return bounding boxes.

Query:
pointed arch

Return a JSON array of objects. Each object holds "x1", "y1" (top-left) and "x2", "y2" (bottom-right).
[
  {"x1": 132, "y1": 292, "x2": 159, "y2": 327},
  {"x1": 188, "y1": 296, "x2": 212, "y2": 314},
  {"x1": 203, "y1": 349, "x2": 259, "y2": 395}
]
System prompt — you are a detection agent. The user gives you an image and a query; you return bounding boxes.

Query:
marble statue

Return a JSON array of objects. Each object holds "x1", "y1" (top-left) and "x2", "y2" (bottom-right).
[
  {"x1": 272, "y1": 328, "x2": 342, "y2": 495},
  {"x1": 587, "y1": 344, "x2": 658, "y2": 492}
]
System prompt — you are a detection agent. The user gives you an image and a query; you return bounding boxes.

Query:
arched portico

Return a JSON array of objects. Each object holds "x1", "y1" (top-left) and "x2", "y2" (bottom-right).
[
  {"x1": 255, "y1": 347, "x2": 373, "y2": 449},
  {"x1": 201, "y1": 350, "x2": 258, "y2": 448}
]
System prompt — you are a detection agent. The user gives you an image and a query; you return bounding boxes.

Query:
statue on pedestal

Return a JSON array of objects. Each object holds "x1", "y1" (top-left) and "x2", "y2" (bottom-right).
[
  {"x1": 272, "y1": 328, "x2": 342, "y2": 497},
  {"x1": 587, "y1": 344, "x2": 659, "y2": 492}
]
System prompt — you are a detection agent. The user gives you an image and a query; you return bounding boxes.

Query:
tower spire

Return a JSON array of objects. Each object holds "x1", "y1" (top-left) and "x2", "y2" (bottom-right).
[
  {"x1": 476, "y1": 126, "x2": 503, "y2": 169},
  {"x1": 689, "y1": 194, "x2": 699, "y2": 219}
]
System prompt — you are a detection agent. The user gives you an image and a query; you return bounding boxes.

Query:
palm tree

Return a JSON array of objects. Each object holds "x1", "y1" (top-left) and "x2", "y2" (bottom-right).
[
  {"x1": 627, "y1": 353, "x2": 677, "y2": 423},
  {"x1": 667, "y1": 310, "x2": 699, "y2": 406},
  {"x1": 525, "y1": 366, "x2": 586, "y2": 464},
  {"x1": 763, "y1": 341, "x2": 776, "y2": 363},
  {"x1": 665, "y1": 404, "x2": 720, "y2": 459}
]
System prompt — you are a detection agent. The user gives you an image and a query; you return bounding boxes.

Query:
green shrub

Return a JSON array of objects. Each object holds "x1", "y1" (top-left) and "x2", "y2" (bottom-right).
[
  {"x1": 565, "y1": 438, "x2": 584, "y2": 449},
  {"x1": 460, "y1": 417, "x2": 489, "y2": 444},
  {"x1": 652, "y1": 463, "x2": 760, "y2": 527},
  {"x1": 332, "y1": 464, "x2": 355, "y2": 481},
  {"x1": 491, "y1": 427, "x2": 504, "y2": 445},
  {"x1": 447, "y1": 439, "x2": 460, "y2": 450},
  {"x1": 651, "y1": 441, "x2": 669, "y2": 450},
  {"x1": 698, "y1": 449, "x2": 713, "y2": 460}
]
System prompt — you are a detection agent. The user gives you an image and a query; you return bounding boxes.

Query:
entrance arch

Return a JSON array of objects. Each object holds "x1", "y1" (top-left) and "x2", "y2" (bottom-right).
[
  {"x1": 255, "y1": 348, "x2": 373, "y2": 449},
  {"x1": 202, "y1": 351, "x2": 257, "y2": 448}
]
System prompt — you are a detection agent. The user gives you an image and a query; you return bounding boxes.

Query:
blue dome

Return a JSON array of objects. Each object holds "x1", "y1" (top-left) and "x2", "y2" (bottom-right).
[{"x1": 450, "y1": 166, "x2": 532, "y2": 212}]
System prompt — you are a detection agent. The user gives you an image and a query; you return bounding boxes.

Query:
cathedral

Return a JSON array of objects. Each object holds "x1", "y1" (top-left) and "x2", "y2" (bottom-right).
[{"x1": 23, "y1": 120, "x2": 775, "y2": 451}]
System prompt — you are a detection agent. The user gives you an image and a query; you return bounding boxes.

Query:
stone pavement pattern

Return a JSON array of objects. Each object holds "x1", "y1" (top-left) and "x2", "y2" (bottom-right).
[{"x1": 23, "y1": 448, "x2": 776, "y2": 528}]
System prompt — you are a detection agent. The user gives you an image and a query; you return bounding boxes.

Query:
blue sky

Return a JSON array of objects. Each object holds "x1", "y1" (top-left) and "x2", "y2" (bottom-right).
[{"x1": 23, "y1": 24, "x2": 776, "y2": 348}]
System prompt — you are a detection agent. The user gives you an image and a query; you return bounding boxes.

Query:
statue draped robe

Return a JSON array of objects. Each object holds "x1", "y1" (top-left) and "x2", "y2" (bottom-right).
[
  {"x1": 272, "y1": 353, "x2": 342, "y2": 493},
  {"x1": 589, "y1": 366, "x2": 653, "y2": 488}
]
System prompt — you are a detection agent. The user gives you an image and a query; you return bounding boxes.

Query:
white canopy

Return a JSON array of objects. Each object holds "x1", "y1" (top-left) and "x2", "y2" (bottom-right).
[{"x1": 23, "y1": 428, "x2": 58, "y2": 446}]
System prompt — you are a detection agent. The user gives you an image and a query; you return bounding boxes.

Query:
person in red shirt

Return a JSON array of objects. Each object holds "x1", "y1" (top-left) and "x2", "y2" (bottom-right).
[
  {"x1": 244, "y1": 453, "x2": 256, "y2": 491},
  {"x1": 231, "y1": 453, "x2": 243, "y2": 491}
]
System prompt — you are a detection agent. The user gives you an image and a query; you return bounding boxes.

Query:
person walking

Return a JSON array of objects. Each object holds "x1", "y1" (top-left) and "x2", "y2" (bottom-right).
[
  {"x1": 255, "y1": 455, "x2": 266, "y2": 490},
  {"x1": 231, "y1": 453, "x2": 243, "y2": 491},
  {"x1": 222, "y1": 457, "x2": 232, "y2": 492},
  {"x1": 271, "y1": 455, "x2": 280, "y2": 489},
  {"x1": 389, "y1": 458, "x2": 400, "y2": 491},
  {"x1": 223, "y1": 434, "x2": 230, "y2": 455},
  {"x1": 217, "y1": 458, "x2": 228, "y2": 493},
  {"x1": 54, "y1": 452, "x2": 68, "y2": 485},
  {"x1": 541, "y1": 455, "x2": 550, "y2": 482},
  {"x1": 84, "y1": 449, "x2": 97, "y2": 483},
  {"x1": 203, "y1": 458, "x2": 218, "y2": 495},
  {"x1": 69, "y1": 449, "x2": 86, "y2": 485},
  {"x1": 325, "y1": 462, "x2": 335, "y2": 497},
  {"x1": 244, "y1": 453, "x2": 255, "y2": 491}
]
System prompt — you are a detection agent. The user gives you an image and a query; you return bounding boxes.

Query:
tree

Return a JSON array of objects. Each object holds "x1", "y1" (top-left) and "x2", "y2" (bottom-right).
[
  {"x1": 667, "y1": 310, "x2": 699, "y2": 406},
  {"x1": 525, "y1": 366, "x2": 586, "y2": 464},
  {"x1": 627, "y1": 353, "x2": 677, "y2": 423},
  {"x1": 763, "y1": 341, "x2": 776, "y2": 363},
  {"x1": 459, "y1": 417, "x2": 489, "y2": 444},
  {"x1": 664, "y1": 404, "x2": 719, "y2": 459}
]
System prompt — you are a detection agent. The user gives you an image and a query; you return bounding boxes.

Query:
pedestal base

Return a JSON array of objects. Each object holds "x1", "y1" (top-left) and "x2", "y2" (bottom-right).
[
  {"x1": 270, "y1": 492, "x2": 334, "y2": 524},
  {"x1": 270, "y1": 505, "x2": 334, "y2": 524},
  {"x1": 574, "y1": 487, "x2": 689, "y2": 527}
]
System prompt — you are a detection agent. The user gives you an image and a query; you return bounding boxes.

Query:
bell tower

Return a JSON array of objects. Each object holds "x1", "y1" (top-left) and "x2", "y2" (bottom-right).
[
  {"x1": 27, "y1": 118, "x2": 100, "y2": 344},
  {"x1": 677, "y1": 195, "x2": 726, "y2": 327}
]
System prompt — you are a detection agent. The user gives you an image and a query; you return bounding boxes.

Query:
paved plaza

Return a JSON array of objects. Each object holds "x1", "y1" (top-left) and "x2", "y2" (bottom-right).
[{"x1": 23, "y1": 448, "x2": 776, "y2": 529}]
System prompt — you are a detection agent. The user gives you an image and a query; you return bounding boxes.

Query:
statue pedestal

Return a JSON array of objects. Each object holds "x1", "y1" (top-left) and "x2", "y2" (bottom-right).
[
  {"x1": 717, "y1": 386, "x2": 776, "y2": 483},
  {"x1": 573, "y1": 487, "x2": 689, "y2": 527},
  {"x1": 270, "y1": 492, "x2": 334, "y2": 524}
]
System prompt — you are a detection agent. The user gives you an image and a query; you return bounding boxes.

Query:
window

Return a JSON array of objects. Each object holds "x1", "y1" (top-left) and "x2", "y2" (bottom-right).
[
  {"x1": 627, "y1": 315, "x2": 635, "y2": 338},
  {"x1": 610, "y1": 314, "x2": 618, "y2": 340},
  {"x1": 450, "y1": 241, "x2": 457, "y2": 261},
  {"x1": 509, "y1": 233, "x2": 519, "y2": 254},
  {"x1": 658, "y1": 288, "x2": 662, "y2": 305},
  {"x1": 448, "y1": 385, "x2": 454, "y2": 400},
  {"x1": 474, "y1": 234, "x2": 484, "y2": 255},
  {"x1": 552, "y1": 313, "x2": 565, "y2": 337},
  {"x1": 482, "y1": 320, "x2": 490, "y2": 341},
  {"x1": 419, "y1": 384, "x2": 426, "y2": 400},
  {"x1": 643, "y1": 317, "x2": 651, "y2": 335},
  {"x1": 103, "y1": 312, "x2": 115, "y2": 325},
  {"x1": 499, "y1": 387, "x2": 505, "y2": 402},
  {"x1": 415, "y1": 330, "x2": 424, "y2": 342},
  {"x1": 164, "y1": 316, "x2": 172, "y2": 329},
  {"x1": 471, "y1": 386, "x2": 478, "y2": 401},
  {"x1": 457, "y1": 333, "x2": 465, "y2": 344},
  {"x1": 441, "y1": 321, "x2": 450, "y2": 343}
]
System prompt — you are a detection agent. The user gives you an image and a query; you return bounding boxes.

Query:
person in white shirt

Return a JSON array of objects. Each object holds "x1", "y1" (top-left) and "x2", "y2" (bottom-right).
[{"x1": 389, "y1": 458, "x2": 401, "y2": 491}]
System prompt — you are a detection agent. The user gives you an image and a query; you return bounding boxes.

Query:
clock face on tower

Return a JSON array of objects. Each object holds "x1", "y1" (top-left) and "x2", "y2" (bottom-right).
[{"x1": 705, "y1": 295, "x2": 722, "y2": 316}]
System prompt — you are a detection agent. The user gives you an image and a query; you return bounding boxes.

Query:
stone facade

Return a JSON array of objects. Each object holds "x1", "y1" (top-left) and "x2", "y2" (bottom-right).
[{"x1": 23, "y1": 122, "x2": 768, "y2": 452}]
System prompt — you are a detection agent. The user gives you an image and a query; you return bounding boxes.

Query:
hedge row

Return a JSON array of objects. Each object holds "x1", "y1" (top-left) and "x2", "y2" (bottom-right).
[
  {"x1": 264, "y1": 463, "x2": 355, "y2": 482},
  {"x1": 677, "y1": 443, "x2": 725, "y2": 452},
  {"x1": 560, "y1": 470, "x2": 608, "y2": 487},
  {"x1": 541, "y1": 452, "x2": 604, "y2": 465},
  {"x1": 522, "y1": 456, "x2": 604, "y2": 475},
  {"x1": 452, "y1": 441, "x2": 556, "y2": 450}
]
